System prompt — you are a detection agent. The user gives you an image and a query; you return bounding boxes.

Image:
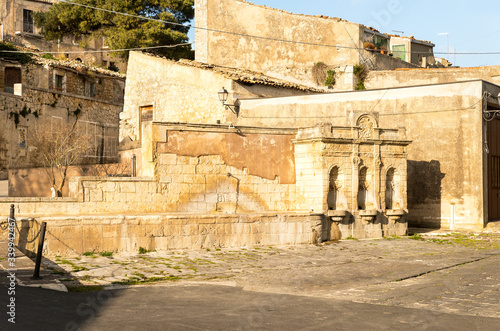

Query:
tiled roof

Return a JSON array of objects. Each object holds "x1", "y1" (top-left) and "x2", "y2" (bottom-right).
[
  {"x1": 142, "y1": 52, "x2": 326, "y2": 93},
  {"x1": 34, "y1": 56, "x2": 125, "y2": 78}
]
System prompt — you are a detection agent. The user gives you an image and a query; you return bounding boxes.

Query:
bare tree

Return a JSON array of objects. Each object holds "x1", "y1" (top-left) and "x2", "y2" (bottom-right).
[{"x1": 29, "y1": 119, "x2": 89, "y2": 197}]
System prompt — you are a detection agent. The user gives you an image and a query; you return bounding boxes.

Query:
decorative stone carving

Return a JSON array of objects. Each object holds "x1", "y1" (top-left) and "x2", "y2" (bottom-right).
[{"x1": 357, "y1": 115, "x2": 375, "y2": 139}]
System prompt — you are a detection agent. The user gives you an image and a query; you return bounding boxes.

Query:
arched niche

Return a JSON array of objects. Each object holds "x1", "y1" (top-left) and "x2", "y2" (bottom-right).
[
  {"x1": 357, "y1": 166, "x2": 373, "y2": 210},
  {"x1": 327, "y1": 166, "x2": 344, "y2": 210},
  {"x1": 385, "y1": 167, "x2": 401, "y2": 209}
]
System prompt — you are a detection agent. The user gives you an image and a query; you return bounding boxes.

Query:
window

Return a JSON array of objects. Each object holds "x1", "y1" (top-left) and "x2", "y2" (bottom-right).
[
  {"x1": 4, "y1": 67, "x2": 22, "y2": 93},
  {"x1": 54, "y1": 74, "x2": 65, "y2": 92},
  {"x1": 23, "y1": 9, "x2": 33, "y2": 33},
  {"x1": 87, "y1": 81, "x2": 96, "y2": 98},
  {"x1": 392, "y1": 45, "x2": 406, "y2": 62}
]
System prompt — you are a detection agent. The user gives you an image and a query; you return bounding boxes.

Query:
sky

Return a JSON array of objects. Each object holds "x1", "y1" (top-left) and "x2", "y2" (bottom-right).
[{"x1": 191, "y1": 0, "x2": 500, "y2": 68}]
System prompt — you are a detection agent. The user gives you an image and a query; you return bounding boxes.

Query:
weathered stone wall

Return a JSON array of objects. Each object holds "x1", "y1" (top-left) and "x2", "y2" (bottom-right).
[
  {"x1": 195, "y1": 0, "x2": 362, "y2": 71},
  {"x1": 366, "y1": 66, "x2": 500, "y2": 90},
  {"x1": 236, "y1": 80, "x2": 493, "y2": 230},
  {"x1": 156, "y1": 129, "x2": 296, "y2": 183},
  {"x1": 1, "y1": 213, "x2": 325, "y2": 255},
  {"x1": 120, "y1": 51, "x2": 315, "y2": 143},
  {"x1": 194, "y1": 0, "x2": 420, "y2": 89},
  {"x1": 1, "y1": 60, "x2": 124, "y2": 172},
  {"x1": 8, "y1": 162, "x2": 132, "y2": 197}
]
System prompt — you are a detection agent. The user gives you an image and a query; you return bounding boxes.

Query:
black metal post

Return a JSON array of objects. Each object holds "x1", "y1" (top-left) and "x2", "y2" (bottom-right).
[
  {"x1": 31, "y1": 222, "x2": 47, "y2": 280},
  {"x1": 10, "y1": 204, "x2": 14, "y2": 220}
]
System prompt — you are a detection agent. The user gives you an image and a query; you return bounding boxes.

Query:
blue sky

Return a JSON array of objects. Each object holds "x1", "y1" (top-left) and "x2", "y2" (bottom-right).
[{"x1": 191, "y1": 0, "x2": 500, "y2": 68}]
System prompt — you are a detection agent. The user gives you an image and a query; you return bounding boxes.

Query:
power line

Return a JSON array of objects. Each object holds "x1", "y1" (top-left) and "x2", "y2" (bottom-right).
[
  {"x1": 0, "y1": 42, "x2": 193, "y2": 55},
  {"x1": 55, "y1": 0, "x2": 500, "y2": 56}
]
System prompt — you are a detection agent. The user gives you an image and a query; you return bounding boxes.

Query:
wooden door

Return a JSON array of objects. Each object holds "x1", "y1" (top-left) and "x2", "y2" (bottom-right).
[{"x1": 488, "y1": 119, "x2": 500, "y2": 220}]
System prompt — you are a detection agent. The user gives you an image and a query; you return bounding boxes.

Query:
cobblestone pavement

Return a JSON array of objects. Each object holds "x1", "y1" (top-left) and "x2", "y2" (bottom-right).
[{"x1": 32, "y1": 231, "x2": 500, "y2": 319}]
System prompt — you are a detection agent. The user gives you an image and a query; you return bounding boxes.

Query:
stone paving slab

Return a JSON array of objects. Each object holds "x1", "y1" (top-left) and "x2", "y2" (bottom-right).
[
  {"x1": 25, "y1": 231, "x2": 500, "y2": 319},
  {"x1": 0, "y1": 240, "x2": 67, "y2": 292},
  {"x1": 1, "y1": 231, "x2": 500, "y2": 320}
]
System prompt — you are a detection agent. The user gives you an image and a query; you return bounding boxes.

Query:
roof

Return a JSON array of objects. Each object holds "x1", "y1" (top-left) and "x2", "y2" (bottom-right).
[
  {"x1": 140, "y1": 52, "x2": 327, "y2": 93},
  {"x1": 33, "y1": 56, "x2": 125, "y2": 79},
  {"x1": 1, "y1": 44, "x2": 125, "y2": 78},
  {"x1": 387, "y1": 34, "x2": 434, "y2": 46}
]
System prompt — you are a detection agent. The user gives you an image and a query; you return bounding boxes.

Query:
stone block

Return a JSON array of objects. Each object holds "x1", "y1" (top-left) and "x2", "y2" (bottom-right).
[
  {"x1": 120, "y1": 182, "x2": 136, "y2": 193},
  {"x1": 102, "y1": 182, "x2": 116, "y2": 192},
  {"x1": 159, "y1": 154, "x2": 177, "y2": 165},
  {"x1": 182, "y1": 165, "x2": 197, "y2": 174}
]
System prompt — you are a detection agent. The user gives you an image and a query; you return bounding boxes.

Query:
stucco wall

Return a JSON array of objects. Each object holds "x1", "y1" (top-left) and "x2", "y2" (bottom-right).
[
  {"x1": 195, "y1": 0, "x2": 363, "y2": 72},
  {"x1": 236, "y1": 81, "x2": 491, "y2": 230},
  {"x1": 366, "y1": 66, "x2": 500, "y2": 90},
  {"x1": 120, "y1": 51, "x2": 315, "y2": 143}
]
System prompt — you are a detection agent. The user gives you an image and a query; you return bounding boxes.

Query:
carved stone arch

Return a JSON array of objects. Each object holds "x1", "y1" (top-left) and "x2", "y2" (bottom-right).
[{"x1": 356, "y1": 114, "x2": 378, "y2": 139}]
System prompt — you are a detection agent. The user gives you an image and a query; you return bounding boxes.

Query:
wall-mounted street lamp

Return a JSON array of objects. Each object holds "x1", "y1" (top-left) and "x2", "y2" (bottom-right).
[{"x1": 218, "y1": 87, "x2": 239, "y2": 114}]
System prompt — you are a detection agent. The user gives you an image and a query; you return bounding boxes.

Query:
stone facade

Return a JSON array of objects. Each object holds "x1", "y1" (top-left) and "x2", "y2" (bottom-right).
[
  {"x1": 0, "y1": 57, "x2": 125, "y2": 178},
  {"x1": 235, "y1": 80, "x2": 500, "y2": 231},
  {"x1": 120, "y1": 51, "x2": 322, "y2": 144},
  {"x1": 366, "y1": 66, "x2": 500, "y2": 90},
  {"x1": 195, "y1": 0, "x2": 423, "y2": 90},
  {"x1": 0, "y1": 0, "x2": 127, "y2": 72}
]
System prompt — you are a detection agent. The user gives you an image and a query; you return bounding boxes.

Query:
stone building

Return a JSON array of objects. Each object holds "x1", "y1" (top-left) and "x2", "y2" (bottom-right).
[
  {"x1": 0, "y1": 0, "x2": 126, "y2": 72},
  {"x1": 0, "y1": 54, "x2": 125, "y2": 183},
  {"x1": 195, "y1": 0, "x2": 438, "y2": 90},
  {"x1": 119, "y1": 51, "x2": 500, "y2": 232},
  {"x1": 116, "y1": 51, "x2": 411, "y2": 240}
]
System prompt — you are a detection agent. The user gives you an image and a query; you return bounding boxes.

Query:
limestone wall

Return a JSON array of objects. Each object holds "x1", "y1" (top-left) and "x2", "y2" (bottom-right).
[
  {"x1": 366, "y1": 66, "x2": 500, "y2": 90},
  {"x1": 236, "y1": 81, "x2": 493, "y2": 230},
  {"x1": 120, "y1": 51, "x2": 315, "y2": 143},
  {"x1": 195, "y1": 0, "x2": 363, "y2": 72},
  {"x1": 1, "y1": 61, "x2": 123, "y2": 171},
  {"x1": 1, "y1": 213, "x2": 324, "y2": 255}
]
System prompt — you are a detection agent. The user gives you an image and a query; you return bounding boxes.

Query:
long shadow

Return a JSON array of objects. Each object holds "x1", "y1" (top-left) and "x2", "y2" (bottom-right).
[{"x1": 407, "y1": 160, "x2": 445, "y2": 230}]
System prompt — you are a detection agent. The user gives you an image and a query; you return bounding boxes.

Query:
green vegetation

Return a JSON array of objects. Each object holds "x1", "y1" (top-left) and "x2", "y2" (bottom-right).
[
  {"x1": 138, "y1": 247, "x2": 154, "y2": 254},
  {"x1": 418, "y1": 233, "x2": 500, "y2": 250},
  {"x1": 82, "y1": 252, "x2": 95, "y2": 256},
  {"x1": 33, "y1": 0, "x2": 194, "y2": 60},
  {"x1": 41, "y1": 53, "x2": 56, "y2": 60},
  {"x1": 0, "y1": 42, "x2": 32, "y2": 64},
  {"x1": 345, "y1": 235, "x2": 359, "y2": 241},
  {"x1": 408, "y1": 233, "x2": 423, "y2": 240},
  {"x1": 111, "y1": 275, "x2": 180, "y2": 286},
  {"x1": 325, "y1": 69, "x2": 336, "y2": 88},
  {"x1": 354, "y1": 63, "x2": 367, "y2": 90},
  {"x1": 100, "y1": 251, "x2": 113, "y2": 257}
]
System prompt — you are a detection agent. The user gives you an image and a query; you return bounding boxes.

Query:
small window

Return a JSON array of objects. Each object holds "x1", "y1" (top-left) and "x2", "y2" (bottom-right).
[
  {"x1": 87, "y1": 81, "x2": 96, "y2": 98},
  {"x1": 54, "y1": 74, "x2": 64, "y2": 92},
  {"x1": 23, "y1": 9, "x2": 33, "y2": 33},
  {"x1": 4, "y1": 67, "x2": 22, "y2": 93}
]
